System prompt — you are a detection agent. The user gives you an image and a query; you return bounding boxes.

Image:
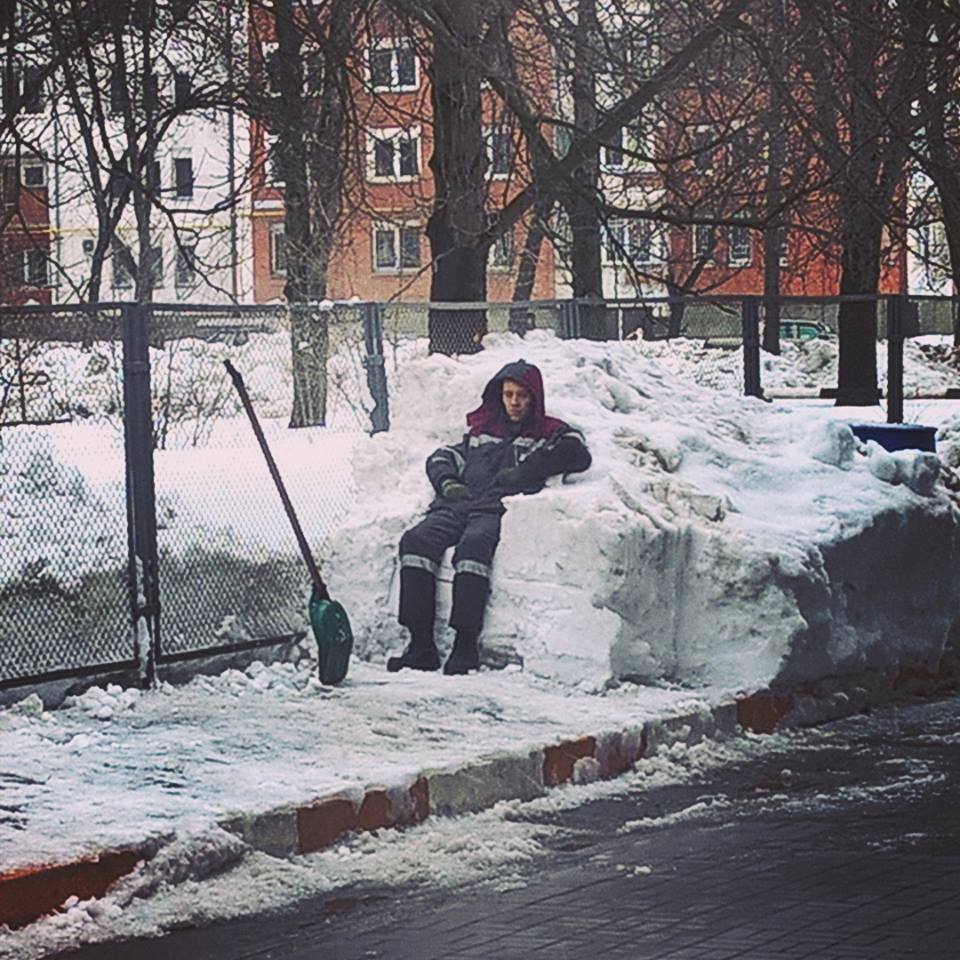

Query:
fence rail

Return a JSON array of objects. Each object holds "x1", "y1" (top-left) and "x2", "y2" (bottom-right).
[{"x1": 2, "y1": 293, "x2": 958, "y2": 697}]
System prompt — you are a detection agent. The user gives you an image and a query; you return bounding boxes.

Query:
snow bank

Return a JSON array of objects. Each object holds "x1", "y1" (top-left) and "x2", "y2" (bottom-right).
[{"x1": 328, "y1": 331, "x2": 960, "y2": 692}]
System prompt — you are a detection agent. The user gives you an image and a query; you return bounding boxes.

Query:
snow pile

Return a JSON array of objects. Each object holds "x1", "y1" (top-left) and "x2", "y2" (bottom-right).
[
  {"x1": 328, "y1": 330, "x2": 960, "y2": 692},
  {"x1": 634, "y1": 334, "x2": 960, "y2": 397},
  {"x1": 0, "y1": 432, "x2": 127, "y2": 589}
]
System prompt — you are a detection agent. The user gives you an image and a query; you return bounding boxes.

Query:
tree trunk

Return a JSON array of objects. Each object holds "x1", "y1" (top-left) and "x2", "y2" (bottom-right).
[
  {"x1": 426, "y1": 1, "x2": 487, "y2": 355},
  {"x1": 760, "y1": 0, "x2": 786, "y2": 355},
  {"x1": 272, "y1": 0, "x2": 352, "y2": 426},
  {"x1": 835, "y1": 196, "x2": 883, "y2": 404},
  {"x1": 563, "y1": 0, "x2": 610, "y2": 340},
  {"x1": 761, "y1": 228, "x2": 783, "y2": 354}
]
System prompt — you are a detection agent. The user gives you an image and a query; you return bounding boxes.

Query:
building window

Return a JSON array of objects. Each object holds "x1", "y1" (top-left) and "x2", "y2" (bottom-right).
[
  {"x1": 368, "y1": 128, "x2": 420, "y2": 181},
  {"x1": 373, "y1": 222, "x2": 421, "y2": 272},
  {"x1": 23, "y1": 65, "x2": 44, "y2": 114},
  {"x1": 174, "y1": 71, "x2": 191, "y2": 108},
  {"x1": 488, "y1": 225, "x2": 515, "y2": 270},
  {"x1": 174, "y1": 156, "x2": 193, "y2": 198},
  {"x1": 303, "y1": 49, "x2": 324, "y2": 94},
  {"x1": 270, "y1": 223, "x2": 287, "y2": 276},
  {"x1": 486, "y1": 127, "x2": 514, "y2": 178},
  {"x1": 264, "y1": 132, "x2": 284, "y2": 184},
  {"x1": 602, "y1": 124, "x2": 654, "y2": 174},
  {"x1": 112, "y1": 238, "x2": 134, "y2": 289},
  {"x1": 145, "y1": 159, "x2": 161, "y2": 196},
  {"x1": 0, "y1": 164, "x2": 16, "y2": 204},
  {"x1": 693, "y1": 223, "x2": 719, "y2": 264},
  {"x1": 691, "y1": 126, "x2": 720, "y2": 174},
  {"x1": 368, "y1": 41, "x2": 418, "y2": 91},
  {"x1": 602, "y1": 128, "x2": 626, "y2": 171},
  {"x1": 175, "y1": 243, "x2": 196, "y2": 288},
  {"x1": 142, "y1": 73, "x2": 159, "y2": 111},
  {"x1": 728, "y1": 225, "x2": 752, "y2": 265},
  {"x1": 108, "y1": 165, "x2": 129, "y2": 200},
  {"x1": 603, "y1": 219, "x2": 663, "y2": 265},
  {"x1": 21, "y1": 160, "x2": 45, "y2": 188},
  {"x1": 145, "y1": 242, "x2": 163, "y2": 289},
  {"x1": 15, "y1": 248, "x2": 48, "y2": 286},
  {"x1": 262, "y1": 43, "x2": 282, "y2": 96},
  {"x1": 170, "y1": 0, "x2": 195, "y2": 22}
]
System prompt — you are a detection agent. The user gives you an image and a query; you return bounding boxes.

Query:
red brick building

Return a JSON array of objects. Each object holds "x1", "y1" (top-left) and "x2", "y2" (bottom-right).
[
  {"x1": 0, "y1": 155, "x2": 53, "y2": 306},
  {"x1": 248, "y1": 11, "x2": 556, "y2": 305}
]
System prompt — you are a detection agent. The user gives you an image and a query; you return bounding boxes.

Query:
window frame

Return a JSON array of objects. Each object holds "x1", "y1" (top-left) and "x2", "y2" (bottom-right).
[
  {"x1": 367, "y1": 39, "x2": 419, "y2": 93},
  {"x1": 372, "y1": 220, "x2": 421, "y2": 273},
  {"x1": 173, "y1": 71, "x2": 192, "y2": 109},
  {"x1": 485, "y1": 125, "x2": 514, "y2": 179},
  {"x1": 173, "y1": 155, "x2": 194, "y2": 199},
  {"x1": 21, "y1": 160, "x2": 45, "y2": 188},
  {"x1": 174, "y1": 242, "x2": 197, "y2": 289},
  {"x1": 693, "y1": 223, "x2": 719, "y2": 265},
  {"x1": 264, "y1": 131, "x2": 284, "y2": 185},
  {"x1": 603, "y1": 218, "x2": 664, "y2": 266},
  {"x1": 111, "y1": 238, "x2": 134, "y2": 290},
  {"x1": 366, "y1": 126, "x2": 421, "y2": 182},
  {"x1": 22, "y1": 247, "x2": 48, "y2": 286},
  {"x1": 728, "y1": 225, "x2": 753, "y2": 266},
  {"x1": 269, "y1": 222, "x2": 287, "y2": 277},
  {"x1": 487, "y1": 223, "x2": 515, "y2": 271}
]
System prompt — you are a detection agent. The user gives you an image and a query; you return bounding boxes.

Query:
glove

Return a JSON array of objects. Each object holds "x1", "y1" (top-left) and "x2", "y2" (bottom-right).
[
  {"x1": 441, "y1": 479, "x2": 472, "y2": 501},
  {"x1": 494, "y1": 464, "x2": 531, "y2": 488}
]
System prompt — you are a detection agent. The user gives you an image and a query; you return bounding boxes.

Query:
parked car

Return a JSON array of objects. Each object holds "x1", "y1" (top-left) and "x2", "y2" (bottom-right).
[{"x1": 780, "y1": 319, "x2": 831, "y2": 341}]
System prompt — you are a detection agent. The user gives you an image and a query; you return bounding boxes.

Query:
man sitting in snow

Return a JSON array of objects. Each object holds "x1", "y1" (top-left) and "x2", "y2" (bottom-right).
[{"x1": 388, "y1": 359, "x2": 591, "y2": 676}]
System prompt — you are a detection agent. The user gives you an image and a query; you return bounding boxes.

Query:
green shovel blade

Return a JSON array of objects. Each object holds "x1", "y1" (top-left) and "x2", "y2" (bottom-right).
[{"x1": 309, "y1": 589, "x2": 353, "y2": 685}]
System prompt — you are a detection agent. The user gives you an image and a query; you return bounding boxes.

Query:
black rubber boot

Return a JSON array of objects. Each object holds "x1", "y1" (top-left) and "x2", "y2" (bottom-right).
[
  {"x1": 443, "y1": 629, "x2": 480, "y2": 675},
  {"x1": 387, "y1": 626, "x2": 440, "y2": 673}
]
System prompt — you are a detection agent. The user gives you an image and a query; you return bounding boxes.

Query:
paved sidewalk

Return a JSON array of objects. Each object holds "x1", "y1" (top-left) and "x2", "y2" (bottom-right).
[
  {"x1": 57, "y1": 694, "x2": 960, "y2": 960},
  {"x1": 0, "y1": 659, "x2": 737, "y2": 930}
]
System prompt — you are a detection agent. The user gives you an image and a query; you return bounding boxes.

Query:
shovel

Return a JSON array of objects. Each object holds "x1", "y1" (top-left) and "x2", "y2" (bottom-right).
[{"x1": 224, "y1": 359, "x2": 353, "y2": 685}]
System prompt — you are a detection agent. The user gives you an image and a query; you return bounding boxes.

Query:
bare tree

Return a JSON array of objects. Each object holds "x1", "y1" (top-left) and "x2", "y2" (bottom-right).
[{"x1": 785, "y1": 0, "x2": 926, "y2": 404}]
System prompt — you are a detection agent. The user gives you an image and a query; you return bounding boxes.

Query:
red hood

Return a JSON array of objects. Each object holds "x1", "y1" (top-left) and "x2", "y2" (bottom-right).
[{"x1": 465, "y1": 360, "x2": 566, "y2": 439}]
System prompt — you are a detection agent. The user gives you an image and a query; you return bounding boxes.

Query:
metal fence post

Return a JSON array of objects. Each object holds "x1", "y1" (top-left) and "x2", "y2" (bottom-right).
[
  {"x1": 886, "y1": 295, "x2": 905, "y2": 424},
  {"x1": 559, "y1": 299, "x2": 581, "y2": 339},
  {"x1": 122, "y1": 303, "x2": 161, "y2": 685},
  {"x1": 741, "y1": 297, "x2": 763, "y2": 399},
  {"x1": 362, "y1": 301, "x2": 390, "y2": 434}
]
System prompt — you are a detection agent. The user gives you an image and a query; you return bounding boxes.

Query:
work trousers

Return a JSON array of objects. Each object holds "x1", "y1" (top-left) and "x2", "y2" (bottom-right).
[{"x1": 398, "y1": 505, "x2": 502, "y2": 636}]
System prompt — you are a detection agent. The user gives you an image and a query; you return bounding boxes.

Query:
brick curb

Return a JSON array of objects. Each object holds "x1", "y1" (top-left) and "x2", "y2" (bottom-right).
[
  {"x1": 6, "y1": 658, "x2": 956, "y2": 931},
  {"x1": 0, "y1": 842, "x2": 159, "y2": 931},
  {"x1": 218, "y1": 701, "x2": 738, "y2": 858}
]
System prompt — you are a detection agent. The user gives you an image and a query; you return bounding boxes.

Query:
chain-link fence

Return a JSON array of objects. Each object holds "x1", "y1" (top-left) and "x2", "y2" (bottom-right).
[
  {"x1": 1, "y1": 301, "x2": 387, "y2": 692},
  {"x1": 0, "y1": 306, "x2": 135, "y2": 686},
  {"x1": 4, "y1": 294, "x2": 959, "y2": 694}
]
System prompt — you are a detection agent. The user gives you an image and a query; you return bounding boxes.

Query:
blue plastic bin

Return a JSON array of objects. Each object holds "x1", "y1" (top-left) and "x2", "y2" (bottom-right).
[{"x1": 849, "y1": 422, "x2": 937, "y2": 453}]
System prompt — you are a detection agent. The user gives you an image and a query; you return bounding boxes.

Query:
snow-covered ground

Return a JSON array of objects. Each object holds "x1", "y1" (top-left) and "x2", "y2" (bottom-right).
[
  {"x1": 0, "y1": 697, "x2": 778, "y2": 960},
  {"x1": 3, "y1": 329, "x2": 960, "y2": 954}
]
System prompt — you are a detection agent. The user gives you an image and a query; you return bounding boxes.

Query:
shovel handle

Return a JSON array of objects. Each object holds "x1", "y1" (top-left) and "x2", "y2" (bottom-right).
[{"x1": 223, "y1": 359, "x2": 329, "y2": 601}]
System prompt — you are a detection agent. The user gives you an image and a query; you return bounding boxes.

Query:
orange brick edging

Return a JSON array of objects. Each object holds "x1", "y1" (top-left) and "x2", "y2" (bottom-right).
[
  {"x1": 296, "y1": 777, "x2": 429, "y2": 854},
  {"x1": 2, "y1": 706, "x2": 730, "y2": 931},
  {"x1": 543, "y1": 736, "x2": 597, "y2": 786},
  {"x1": 736, "y1": 690, "x2": 795, "y2": 734},
  {"x1": 0, "y1": 848, "x2": 147, "y2": 930}
]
